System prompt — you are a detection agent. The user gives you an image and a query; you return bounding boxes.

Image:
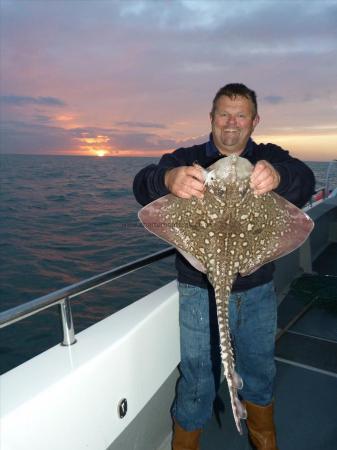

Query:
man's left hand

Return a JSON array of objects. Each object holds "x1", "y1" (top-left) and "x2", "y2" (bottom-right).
[{"x1": 250, "y1": 160, "x2": 280, "y2": 195}]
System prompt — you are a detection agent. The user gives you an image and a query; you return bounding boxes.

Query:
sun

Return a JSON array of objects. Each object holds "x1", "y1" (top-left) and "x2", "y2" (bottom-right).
[{"x1": 96, "y1": 150, "x2": 107, "y2": 157}]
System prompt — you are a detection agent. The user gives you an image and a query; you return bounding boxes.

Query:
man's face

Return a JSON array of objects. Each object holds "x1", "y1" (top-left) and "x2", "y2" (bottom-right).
[{"x1": 210, "y1": 95, "x2": 260, "y2": 155}]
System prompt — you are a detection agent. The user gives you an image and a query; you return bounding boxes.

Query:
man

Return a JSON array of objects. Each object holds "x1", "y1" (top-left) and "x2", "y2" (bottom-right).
[{"x1": 133, "y1": 84, "x2": 315, "y2": 450}]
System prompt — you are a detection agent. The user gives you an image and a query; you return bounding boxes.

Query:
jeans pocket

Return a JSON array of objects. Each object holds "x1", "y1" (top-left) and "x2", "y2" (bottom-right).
[{"x1": 178, "y1": 282, "x2": 201, "y2": 300}]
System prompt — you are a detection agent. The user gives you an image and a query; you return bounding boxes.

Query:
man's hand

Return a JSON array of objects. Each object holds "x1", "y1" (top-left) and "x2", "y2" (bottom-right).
[
  {"x1": 164, "y1": 166, "x2": 205, "y2": 199},
  {"x1": 250, "y1": 160, "x2": 280, "y2": 195}
]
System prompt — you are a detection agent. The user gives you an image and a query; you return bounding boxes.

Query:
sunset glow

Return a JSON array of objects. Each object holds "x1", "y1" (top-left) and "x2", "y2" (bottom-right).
[
  {"x1": 74, "y1": 134, "x2": 112, "y2": 156},
  {"x1": 1, "y1": 1, "x2": 336, "y2": 161}
]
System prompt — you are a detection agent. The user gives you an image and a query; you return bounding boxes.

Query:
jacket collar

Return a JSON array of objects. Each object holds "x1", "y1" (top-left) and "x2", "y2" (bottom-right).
[{"x1": 205, "y1": 133, "x2": 254, "y2": 158}]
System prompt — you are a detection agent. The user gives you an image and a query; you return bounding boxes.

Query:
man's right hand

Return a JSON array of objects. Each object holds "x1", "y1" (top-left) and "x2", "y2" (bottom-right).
[{"x1": 164, "y1": 166, "x2": 205, "y2": 199}]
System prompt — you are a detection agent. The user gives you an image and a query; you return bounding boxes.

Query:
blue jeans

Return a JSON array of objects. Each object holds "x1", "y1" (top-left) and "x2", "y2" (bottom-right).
[{"x1": 171, "y1": 281, "x2": 277, "y2": 431}]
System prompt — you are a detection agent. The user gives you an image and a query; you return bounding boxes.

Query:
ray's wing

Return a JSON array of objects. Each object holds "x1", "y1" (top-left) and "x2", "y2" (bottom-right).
[
  {"x1": 138, "y1": 194, "x2": 211, "y2": 273},
  {"x1": 233, "y1": 188, "x2": 314, "y2": 276}
]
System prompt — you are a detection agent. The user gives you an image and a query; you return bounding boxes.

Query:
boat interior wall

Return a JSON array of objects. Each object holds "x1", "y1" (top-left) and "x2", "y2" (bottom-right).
[
  {"x1": 0, "y1": 281, "x2": 180, "y2": 450},
  {"x1": 272, "y1": 197, "x2": 337, "y2": 302},
  {"x1": 306, "y1": 198, "x2": 337, "y2": 261}
]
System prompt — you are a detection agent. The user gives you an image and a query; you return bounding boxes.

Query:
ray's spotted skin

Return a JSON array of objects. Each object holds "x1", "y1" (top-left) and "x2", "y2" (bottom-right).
[{"x1": 138, "y1": 155, "x2": 314, "y2": 434}]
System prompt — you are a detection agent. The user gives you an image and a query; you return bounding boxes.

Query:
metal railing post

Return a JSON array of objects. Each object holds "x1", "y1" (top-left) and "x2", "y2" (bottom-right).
[{"x1": 59, "y1": 297, "x2": 76, "y2": 346}]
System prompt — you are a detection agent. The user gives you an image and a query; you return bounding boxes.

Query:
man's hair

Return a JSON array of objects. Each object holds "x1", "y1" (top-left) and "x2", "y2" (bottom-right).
[{"x1": 211, "y1": 83, "x2": 258, "y2": 118}]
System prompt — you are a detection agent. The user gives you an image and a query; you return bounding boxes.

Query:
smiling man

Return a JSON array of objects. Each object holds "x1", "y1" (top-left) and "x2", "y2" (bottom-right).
[{"x1": 133, "y1": 83, "x2": 315, "y2": 450}]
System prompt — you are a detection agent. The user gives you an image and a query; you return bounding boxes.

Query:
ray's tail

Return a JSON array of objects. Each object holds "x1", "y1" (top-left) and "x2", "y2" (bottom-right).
[{"x1": 214, "y1": 284, "x2": 247, "y2": 434}]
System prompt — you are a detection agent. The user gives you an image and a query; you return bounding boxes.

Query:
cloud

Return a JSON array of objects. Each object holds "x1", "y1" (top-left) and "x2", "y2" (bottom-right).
[
  {"x1": 0, "y1": 120, "x2": 75, "y2": 154},
  {"x1": 33, "y1": 114, "x2": 52, "y2": 123},
  {"x1": 263, "y1": 96, "x2": 284, "y2": 105},
  {"x1": 115, "y1": 121, "x2": 166, "y2": 129},
  {"x1": 0, "y1": 119, "x2": 208, "y2": 156},
  {"x1": 0, "y1": 95, "x2": 66, "y2": 107},
  {"x1": 72, "y1": 126, "x2": 176, "y2": 151}
]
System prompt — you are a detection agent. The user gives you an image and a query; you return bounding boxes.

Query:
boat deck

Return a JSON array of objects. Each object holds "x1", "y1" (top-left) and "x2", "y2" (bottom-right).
[{"x1": 201, "y1": 243, "x2": 337, "y2": 450}]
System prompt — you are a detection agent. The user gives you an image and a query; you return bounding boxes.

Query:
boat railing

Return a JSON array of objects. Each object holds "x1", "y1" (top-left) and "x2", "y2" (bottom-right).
[{"x1": 0, "y1": 247, "x2": 175, "y2": 346}]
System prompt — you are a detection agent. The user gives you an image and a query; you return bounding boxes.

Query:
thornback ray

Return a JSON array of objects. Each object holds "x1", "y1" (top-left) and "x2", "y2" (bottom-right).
[{"x1": 138, "y1": 155, "x2": 314, "y2": 434}]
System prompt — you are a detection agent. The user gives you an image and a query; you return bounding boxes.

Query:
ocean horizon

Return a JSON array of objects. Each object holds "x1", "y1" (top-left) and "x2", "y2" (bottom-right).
[{"x1": 0, "y1": 152, "x2": 334, "y2": 162}]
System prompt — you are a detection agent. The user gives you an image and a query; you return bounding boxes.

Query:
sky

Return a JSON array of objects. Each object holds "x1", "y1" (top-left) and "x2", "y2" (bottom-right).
[{"x1": 0, "y1": 0, "x2": 336, "y2": 161}]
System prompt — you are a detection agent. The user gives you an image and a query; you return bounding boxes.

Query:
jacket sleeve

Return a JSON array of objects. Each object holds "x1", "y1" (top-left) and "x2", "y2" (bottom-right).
[
  {"x1": 263, "y1": 146, "x2": 315, "y2": 208},
  {"x1": 133, "y1": 151, "x2": 184, "y2": 206}
]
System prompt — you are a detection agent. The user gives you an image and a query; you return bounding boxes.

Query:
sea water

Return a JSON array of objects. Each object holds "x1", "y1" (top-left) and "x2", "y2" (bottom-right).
[{"x1": 0, "y1": 154, "x2": 336, "y2": 374}]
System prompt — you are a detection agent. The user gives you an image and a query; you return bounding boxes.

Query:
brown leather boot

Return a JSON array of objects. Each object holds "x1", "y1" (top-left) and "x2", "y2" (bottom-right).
[
  {"x1": 172, "y1": 420, "x2": 202, "y2": 450},
  {"x1": 245, "y1": 400, "x2": 279, "y2": 450}
]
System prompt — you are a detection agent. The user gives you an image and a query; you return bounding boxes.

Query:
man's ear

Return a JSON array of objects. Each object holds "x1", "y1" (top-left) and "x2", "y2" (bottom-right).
[{"x1": 253, "y1": 114, "x2": 260, "y2": 129}]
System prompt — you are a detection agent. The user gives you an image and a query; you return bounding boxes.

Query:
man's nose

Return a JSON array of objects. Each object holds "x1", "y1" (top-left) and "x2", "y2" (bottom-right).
[{"x1": 226, "y1": 115, "x2": 237, "y2": 125}]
